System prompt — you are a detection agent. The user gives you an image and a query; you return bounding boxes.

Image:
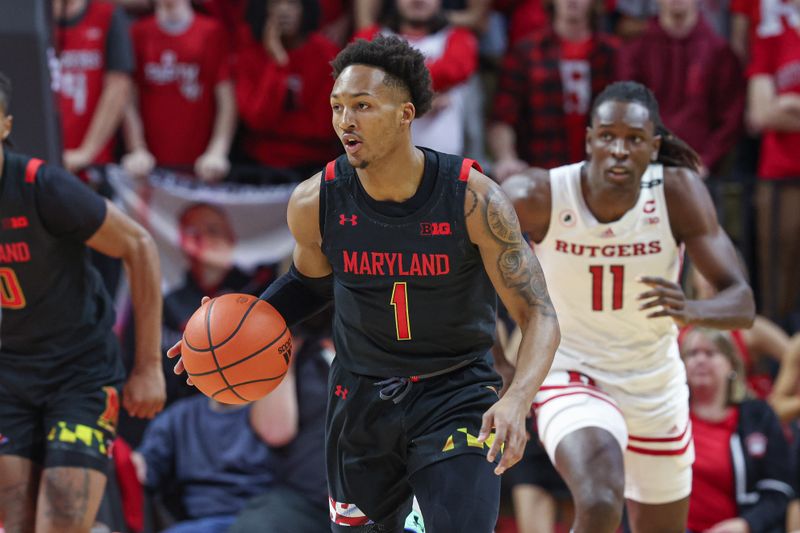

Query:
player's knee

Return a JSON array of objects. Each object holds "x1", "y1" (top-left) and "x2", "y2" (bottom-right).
[{"x1": 574, "y1": 487, "x2": 623, "y2": 529}]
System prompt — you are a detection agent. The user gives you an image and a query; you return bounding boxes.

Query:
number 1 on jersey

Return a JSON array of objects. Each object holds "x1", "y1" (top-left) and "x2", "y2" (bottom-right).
[
  {"x1": 390, "y1": 282, "x2": 412, "y2": 340},
  {"x1": 589, "y1": 265, "x2": 624, "y2": 311}
]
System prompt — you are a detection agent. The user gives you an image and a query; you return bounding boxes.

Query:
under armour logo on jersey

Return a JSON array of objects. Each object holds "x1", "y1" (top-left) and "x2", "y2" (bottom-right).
[
  {"x1": 334, "y1": 385, "x2": 349, "y2": 399},
  {"x1": 643, "y1": 200, "x2": 656, "y2": 214},
  {"x1": 339, "y1": 214, "x2": 358, "y2": 226},
  {"x1": 600, "y1": 227, "x2": 615, "y2": 238}
]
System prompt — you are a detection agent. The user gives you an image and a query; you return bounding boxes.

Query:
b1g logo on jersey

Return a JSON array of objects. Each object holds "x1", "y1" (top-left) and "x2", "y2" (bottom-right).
[
  {"x1": 1, "y1": 216, "x2": 29, "y2": 230},
  {"x1": 420, "y1": 222, "x2": 451, "y2": 236}
]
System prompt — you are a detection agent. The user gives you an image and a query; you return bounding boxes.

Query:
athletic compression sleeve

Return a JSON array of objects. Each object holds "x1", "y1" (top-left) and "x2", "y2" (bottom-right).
[{"x1": 259, "y1": 264, "x2": 333, "y2": 328}]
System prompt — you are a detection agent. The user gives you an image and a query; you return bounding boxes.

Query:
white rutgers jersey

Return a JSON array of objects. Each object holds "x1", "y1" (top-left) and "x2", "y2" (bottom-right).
[{"x1": 537, "y1": 163, "x2": 684, "y2": 393}]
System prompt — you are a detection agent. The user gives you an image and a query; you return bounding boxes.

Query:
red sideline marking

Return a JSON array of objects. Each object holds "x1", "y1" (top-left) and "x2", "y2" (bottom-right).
[
  {"x1": 458, "y1": 158, "x2": 482, "y2": 182},
  {"x1": 627, "y1": 438, "x2": 692, "y2": 456},
  {"x1": 25, "y1": 158, "x2": 44, "y2": 183},
  {"x1": 628, "y1": 421, "x2": 690, "y2": 443},
  {"x1": 325, "y1": 160, "x2": 337, "y2": 182},
  {"x1": 533, "y1": 390, "x2": 622, "y2": 415}
]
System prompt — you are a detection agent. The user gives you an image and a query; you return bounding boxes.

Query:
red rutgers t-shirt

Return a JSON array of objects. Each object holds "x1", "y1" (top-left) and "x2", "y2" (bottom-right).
[
  {"x1": 54, "y1": 0, "x2": 121, "y2": 164},
  {"x1": 131, "y1": 14, "x2": 231, "y2": 167},
  {"x1": 560, "y1": 38, "x2": 593, "y2": 164},
  {"x1": 748, "y1": 27, "x2": 800, "y2": 179}
]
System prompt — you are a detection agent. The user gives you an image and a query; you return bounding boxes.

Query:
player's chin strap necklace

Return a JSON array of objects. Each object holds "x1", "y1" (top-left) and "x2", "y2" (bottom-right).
[{"x1": 375, "y1": 358, "x2": 476, "y2": 404}]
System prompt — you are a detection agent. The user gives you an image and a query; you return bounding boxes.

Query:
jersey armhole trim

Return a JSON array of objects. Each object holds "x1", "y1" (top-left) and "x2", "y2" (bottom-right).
[
  {"x1": 324, "y1": 160, "x2": 337, "y2": 182},
  {"x1": 458, "y1": 158, "x2": 482, "y2": 182},
  {"x1": 25, "y1": 158, "x2": 44, "y2": 183}
]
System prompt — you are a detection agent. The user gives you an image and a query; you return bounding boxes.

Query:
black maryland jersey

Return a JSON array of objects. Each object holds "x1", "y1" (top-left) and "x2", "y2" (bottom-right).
[
  {"x1": 0, "y1": 149, "x2": 114, "y2": 358},
  {"x1": 320, "y1": 148, "x2": 496, "y2": 377}
]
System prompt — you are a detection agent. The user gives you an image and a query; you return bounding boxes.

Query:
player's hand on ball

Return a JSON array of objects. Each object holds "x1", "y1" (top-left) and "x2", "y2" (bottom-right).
[
  {"x1": 478, "y1": 394, "x2": 529, "y2": 475},
  {"x1": 637, "y1": 276, "x2": 692, "y2": 327},
  {"x1": 166, "y1": 296, "x2": 211, "y2": 386},
  {"x1": 123, "y1": 361, "x2": 166, "y2": 419}
]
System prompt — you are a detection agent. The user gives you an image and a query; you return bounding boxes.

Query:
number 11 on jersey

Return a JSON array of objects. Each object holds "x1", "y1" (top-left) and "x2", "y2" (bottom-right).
[{"x1": 391, "y1": 282, "x2": 412, "y2": 340}]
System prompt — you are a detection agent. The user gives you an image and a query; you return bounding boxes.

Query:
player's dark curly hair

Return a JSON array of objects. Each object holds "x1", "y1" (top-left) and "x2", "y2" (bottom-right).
[
  {"x1": 331, "y1": 35, "x2": 434, "y2": 118},
  {"x1": 591, "y1": 81, "x2": 701, "y2": 171},
  {"x1": 0, "y1": 71, "x2": 11, "y2": 113}
]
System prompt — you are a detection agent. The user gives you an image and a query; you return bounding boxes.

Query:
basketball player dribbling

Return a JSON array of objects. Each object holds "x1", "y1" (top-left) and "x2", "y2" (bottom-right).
[
  {"x1": 503, "y1": 81, "x2": 755, "y2": 533},
  {"x1": 0, "y1": 72, "x2": 166, "y2": 533},
  {"x1": 169, "y1": 35, "x2": 561, "y2": 532}
]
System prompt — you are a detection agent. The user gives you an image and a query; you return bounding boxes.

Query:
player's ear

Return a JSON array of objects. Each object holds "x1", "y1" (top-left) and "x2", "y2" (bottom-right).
[
  {"x1": 651, "y1": 134, "x2": 661, "y2": 162},
  {"x1": 584, "y1": 126, "x2": 592, "y2": 158},
  {"x1": 1, "y1": 114, "x2": 12, "y2": 140},
  {"x1": 401, "y1": 102, "x2": 415, "y2": 125}
]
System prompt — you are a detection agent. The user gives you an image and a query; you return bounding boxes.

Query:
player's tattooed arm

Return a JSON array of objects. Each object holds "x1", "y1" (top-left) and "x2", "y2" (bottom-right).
[
  {"x1": 466, "y1": 170, "x2": 560, "y2": 475},
  {"x1": 467, "y1": 183, "x2": 555, "y2": 316}
]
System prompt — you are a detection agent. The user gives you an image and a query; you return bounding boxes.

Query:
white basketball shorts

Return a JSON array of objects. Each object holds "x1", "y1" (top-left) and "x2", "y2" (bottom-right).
[{"x1": 533, "y1": 369, "x2": 694, "y2": 505}]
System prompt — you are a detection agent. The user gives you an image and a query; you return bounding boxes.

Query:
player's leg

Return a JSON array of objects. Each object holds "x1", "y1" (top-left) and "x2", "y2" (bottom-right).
[
  {"x1": 553, "y1": 428, "x2": 625, "y2": 533},
  {"x1": 0, "y1": 456, "x2": 41, "y2": 533},
  {"x1": 534, "y1": 371, "x2": 628, "y2": 533},
  {"x1": 34, "y1": 466, "x2": 107, "y2": 533},
  {"x1": 409, "y1": 453, "x2": 500, "y2": 533},
  {"x1": 37, "y1": 379, "x2": 121, "y2": 533},
  {"x1": 0, "y1": 373, "x2": 47, "y2": 533},
  {"x1": 625, "y1": 498, "x2": 689, "y2": 533}
]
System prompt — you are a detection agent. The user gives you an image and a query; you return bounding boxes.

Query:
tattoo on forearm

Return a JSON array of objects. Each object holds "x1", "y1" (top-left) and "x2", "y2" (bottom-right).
[
  {"x1": 43, "y1": 468, "x2": 90, "y2": 527},
  {"x1": 485, "y1": 189, "x2": 556, "y2": 315},
  {"x1": 466, "y1": 187, "x2": 479, "y2": 218}
]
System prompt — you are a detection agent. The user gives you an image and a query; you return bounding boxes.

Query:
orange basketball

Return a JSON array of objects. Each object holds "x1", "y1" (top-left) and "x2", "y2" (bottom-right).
[{"x1": 181, "y1": 293, "x2": 292, "y2": 404}]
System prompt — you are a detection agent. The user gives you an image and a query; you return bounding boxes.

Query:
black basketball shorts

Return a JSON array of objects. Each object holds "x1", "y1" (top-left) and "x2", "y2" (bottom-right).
[
  {"x1": 326, "y1": 355, "x2": 502, "y2": 526},
  {"x1": 0, "y1": 336, "x2": 125, "y2": 472}
]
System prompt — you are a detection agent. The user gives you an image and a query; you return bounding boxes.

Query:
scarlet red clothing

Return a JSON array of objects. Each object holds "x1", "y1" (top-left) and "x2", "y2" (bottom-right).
[
  {"x1": 688, "y1": 408, "x2": 739, "y2": 531},
  {"x1": 131, "y1": 14, "x2": 231, "y2": 167},
  {"x1": 54, "y1": 0, "x2": 130, "y2": 164},
  {"x1": 492, "y1": 0, "x2": 548, "y2": 45},
  {"x1": 730, "y1": 329, "x2": 774, "y2": 399},
  {"x1": 354, "y1": 26, "x2": 477, "y2": 93},
  {"x1": 233, "y1": 28, "x2": 340, "y2": 169},
  {"x1": 617, "y1": 18, "x2": 744, "y2": 172},
  {"x1": 731, "y1": 0, "x2": 800, "y2": 43},
  {"x1": 560, "y1": 38, "x2": 593, "y2": 163},
  {"x1": 492, "y1": 29, "x2": 618, "y2": 168},
  {"x1": 748, "y1": 27, "x2": 800, "y2": 179}
]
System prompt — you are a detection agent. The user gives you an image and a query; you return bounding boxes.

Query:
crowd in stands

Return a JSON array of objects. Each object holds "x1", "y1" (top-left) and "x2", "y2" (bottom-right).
[{"x1": 31, "y1": 0, "x2": 800, "y2": 530}]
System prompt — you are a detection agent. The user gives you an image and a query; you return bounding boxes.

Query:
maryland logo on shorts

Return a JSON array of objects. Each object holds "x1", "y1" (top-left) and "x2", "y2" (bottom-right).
[
  {"x1": 97, "y1": 386, "x2": 120, "y2": 433},
  {"x1": 441, "y1": 427, "x2": 503, "y2": 454},
  {"x1": 47, "y1": 421, "x2": 112, "y2": 457}
]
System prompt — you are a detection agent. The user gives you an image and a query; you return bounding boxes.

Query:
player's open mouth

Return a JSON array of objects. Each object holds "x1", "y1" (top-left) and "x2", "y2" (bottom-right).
[
  {"x1": 606, "y1": 167, "x2": 630, "y2": 179},
  {"x1": 342, "y1": 134, "x2": 363, "y2": 154}
]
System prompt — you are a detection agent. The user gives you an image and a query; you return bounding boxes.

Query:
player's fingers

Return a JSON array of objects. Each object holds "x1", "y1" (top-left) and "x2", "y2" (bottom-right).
[
  {"x1": 186, "y1": 376, "x2": 194, "y2": 386},
  {"x1": 487, "y1": 424, "x2": 506, "y2": 464},
  {"x1": 173, "y1": 358, "x2": 185, "y2": 375},
  {"x1": 496, "y1": 430, "x2": 524, "y2": 474},
  {"x1": 201, "y1": 296, "x2": 211, "y2": 305},
  {"x1": 166, "y1": 339, "x2": 182, "y2": 358},
  {"x1": 646, "y1": 307, "x2": 682, "y2": 319},
  {"x1": 638, "y1": 296, "x2": 684, "y2": 311},
  {"x1": 637, "y1": 276, "x2": 672, "y2": 287},
  {"x1": 478, "y1": 410, "x2": 494, "y2": 443}
]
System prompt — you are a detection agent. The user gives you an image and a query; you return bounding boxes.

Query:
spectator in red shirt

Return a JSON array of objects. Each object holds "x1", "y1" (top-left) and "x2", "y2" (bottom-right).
[
  {"x1": 489, "y1": 0, "x2": 618, "y2": 180},
  {"x1": 354, "y1": 0, "x2": 479, "y2": 155},
  {"x1": 682, "y1": 327, "x2": 793, "y2": 533},
  {"x1": 730, "y1": 0, "x2": 799, "y2": 63},
  {"x1": 617, "y1": 0, "x2": 744, "y2": 178},
  {"x1": 232, "y1": 0, "x2": 341, "y2": 183},
  {"x1": 747, "y1": 6, "x2": 800, "y2": 332},
  {"x1": 122, "y1": 0, "x2": 237, "y2": 182},
  {"x1": 53, "y1": 0, "x2": 134, "y2": 174}
]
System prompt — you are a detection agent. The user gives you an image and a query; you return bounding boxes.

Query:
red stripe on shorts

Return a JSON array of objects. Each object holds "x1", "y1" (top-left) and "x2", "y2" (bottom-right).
[
  {"x1": 533, "y1": 390, "x2": 622, "y2": 415},
  {"x1": 626, "y1": 438, "x2": 692, "y2": 456},
  {"x1": 628, "y1": 421, "x2": 690, "y2": 443}
]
